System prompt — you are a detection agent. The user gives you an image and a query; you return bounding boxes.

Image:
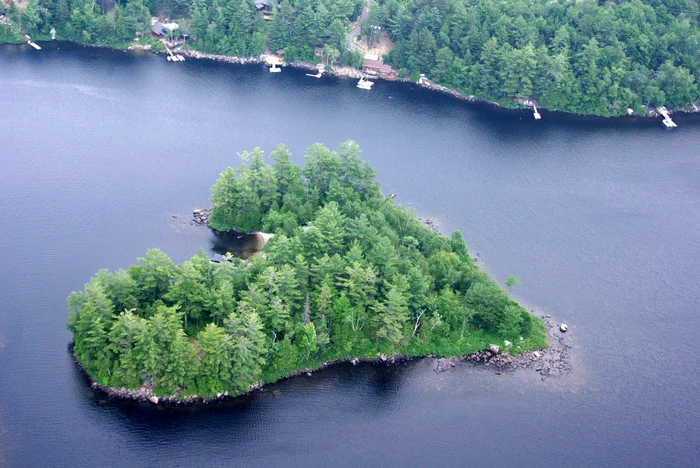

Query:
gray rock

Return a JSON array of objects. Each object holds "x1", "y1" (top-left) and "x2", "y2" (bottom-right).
[
  {"x1": 489, "y1": 344, "x2": 500, "y2": 353},
  {"x1": 434, "y1": 358, "x2": 457, "y2": 373}
]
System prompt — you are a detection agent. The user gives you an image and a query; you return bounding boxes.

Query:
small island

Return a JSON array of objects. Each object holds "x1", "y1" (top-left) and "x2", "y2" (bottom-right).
[{"x1": 68, "y1": 141, "x2": 547, "y2": 401}]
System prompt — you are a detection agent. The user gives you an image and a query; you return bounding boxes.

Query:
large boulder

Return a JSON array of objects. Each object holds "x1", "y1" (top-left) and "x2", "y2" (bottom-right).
[{"x1": 489, "y1": 344, "x2": 500, "y2": 354}]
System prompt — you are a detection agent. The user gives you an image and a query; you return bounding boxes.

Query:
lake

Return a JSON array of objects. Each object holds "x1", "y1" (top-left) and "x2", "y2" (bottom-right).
[{"x1": 0, "y1": 42, "x2": 698, "y2": 467}]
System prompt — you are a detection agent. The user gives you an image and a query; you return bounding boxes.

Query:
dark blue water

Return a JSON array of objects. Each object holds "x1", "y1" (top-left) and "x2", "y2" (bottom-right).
[{"x1": 1, "y1": 42, "x2": 698, "y2": 467}]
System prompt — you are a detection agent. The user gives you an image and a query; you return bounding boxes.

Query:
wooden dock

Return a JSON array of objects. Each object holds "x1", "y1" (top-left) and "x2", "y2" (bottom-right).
[
  {"x1": 533, "y1": 104, "x2": 541, "y2": 120},
  {"x1": 164, "y1": 43, "x2": 185, "y2": 62},
  {"x1": 24, "y1": 35, "x2": 41, "y2": 50},
  {"x1": 656, "y1": 107, "x2": 677, "y2": 128}
]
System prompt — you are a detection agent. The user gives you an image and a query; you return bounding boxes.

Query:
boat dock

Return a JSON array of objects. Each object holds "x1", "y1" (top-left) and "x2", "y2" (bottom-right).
[
  {"x1": 164, "y1": 43, "x2": 185, "y2": 62},
  {"x1": 657, "y1": 106, "x2": 677, "y2": 128},
  {"x1": 533, "y1": 104, "x2": 541, "y2": 120},
  {"x1": 264, "y1": 54, "x2": 283, "y2": 73},
  {"x1": 24, "y1": 35, "x2": 41, "y2": 50},
  {"x1": 306, "y1": 71, "x2": 323, "y2": 78}
]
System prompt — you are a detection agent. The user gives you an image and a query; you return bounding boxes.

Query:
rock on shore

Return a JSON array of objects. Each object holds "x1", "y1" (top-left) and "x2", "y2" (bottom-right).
[
  {"x1": 433, "y1": 315, "x2": 571, "y2": 379},
  {"x1": 464, "y1": 315, "x2": 572, "y2": 379},
  {"x1": 192, "y1": 208, "x2": 211, "y2": 226},
  {"x1": 74, "y1": 312, "x2": 569, "y2": 404}
]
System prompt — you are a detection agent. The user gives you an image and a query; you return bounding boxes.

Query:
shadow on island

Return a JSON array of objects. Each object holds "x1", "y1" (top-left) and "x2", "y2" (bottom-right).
[
  {"x1": 67, "y1": 342, "x2": 410, "y2": 425},
  {"x1": 209, "y1": 230, "x2": 267, "y2": 260}
]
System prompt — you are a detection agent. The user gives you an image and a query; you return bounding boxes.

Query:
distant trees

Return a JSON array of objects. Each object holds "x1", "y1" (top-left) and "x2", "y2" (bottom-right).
[
  {"x1": 5, "y1": 0, "x2": 696, "y2": 115},
  {"x1": 378, "y1": 0, "x2": 699, "y2": 115},
  {"x1": 68, "y1": 141, "x2": 547, "y2": 398},
  {"x1": 2, "y1": 0, "x2": 363, "y2": 66}
]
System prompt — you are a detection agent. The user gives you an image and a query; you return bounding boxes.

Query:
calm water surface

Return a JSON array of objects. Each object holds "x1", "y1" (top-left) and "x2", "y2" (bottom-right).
[{"x1": 0, "y1": 43, "x2": 698, "y2": 467}]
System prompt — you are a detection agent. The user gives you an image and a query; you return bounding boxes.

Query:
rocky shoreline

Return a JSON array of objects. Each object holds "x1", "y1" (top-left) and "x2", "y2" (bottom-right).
[
  {"x1": 75, "y1": 316, "x2": 570, "y2": 406},
  {"x1": 76, "y1": 352, "x2": 416, "y2": 406},
  {"x1": 433, "y1": 315, "x2": 571, "y2": 380},
  {"x1": 176, "y1": 48, "x2": 698, "y2": 120},
  {"x1": 191, "y1": 208, "x2": 211, "y2": 226},
  {"x1": 179, "y1": 49, "x2": 511, "y2": 110},
  {"x1": 5, "y1": 40, "x2": 697, "y2": 119}
]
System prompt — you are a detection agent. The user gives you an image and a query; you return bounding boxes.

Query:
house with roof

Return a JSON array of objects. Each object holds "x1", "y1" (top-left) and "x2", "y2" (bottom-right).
[
  {"x1": 151, "y1": 22, "x2": 164, "y2": 37},
  {"x1": 362, "y1": 59, "x2": 397, "y2": 79},
  {"x1": 255, "y1": 0, "x2": 269, "y2": 12}
]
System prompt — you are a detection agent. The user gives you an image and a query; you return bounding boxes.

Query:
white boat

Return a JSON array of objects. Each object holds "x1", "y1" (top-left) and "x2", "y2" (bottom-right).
[{"x1": 357, "y1": 76, "x2": 373, "y2": 90}]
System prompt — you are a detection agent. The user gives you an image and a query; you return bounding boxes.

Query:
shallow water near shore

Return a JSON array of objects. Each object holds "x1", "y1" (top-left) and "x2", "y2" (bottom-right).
[{"x1": 1, "y1": 42, "x2": 699, "y2": 467}]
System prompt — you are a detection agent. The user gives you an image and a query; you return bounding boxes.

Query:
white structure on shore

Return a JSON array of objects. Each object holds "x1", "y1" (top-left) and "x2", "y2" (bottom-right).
[
  {"x1": 657, "y1": 106, "x2": 677, "y2": 128},
  {"x1": 357, "y1": 76, "x2": 373, "y2": 89}
]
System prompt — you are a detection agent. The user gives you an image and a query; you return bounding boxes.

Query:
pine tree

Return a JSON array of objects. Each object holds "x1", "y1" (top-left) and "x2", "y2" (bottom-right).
[{"x1": 372, "y1": 286, "x2": 408, "y2": 351}]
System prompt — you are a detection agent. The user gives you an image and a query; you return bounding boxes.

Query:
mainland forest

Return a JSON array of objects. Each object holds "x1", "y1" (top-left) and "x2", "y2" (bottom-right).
[
  {"x1": 1, "y1": 0, "x2": 698, "y2": 117},
  {"x1": 67, "y1": 142, "x2": 547, "y2": 398}
]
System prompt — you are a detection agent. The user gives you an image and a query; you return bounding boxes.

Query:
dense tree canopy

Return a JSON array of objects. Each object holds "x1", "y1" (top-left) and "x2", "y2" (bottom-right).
[
  {"x1": 68, "y1": 141, "x2": 546, "y2": 398},
  {"x1": 377, "y1": 0, "x2": 699, "y2": 115},
  {"x1": 2, "y1": 0, "x2": 697, "y2": 115},
  {"x1": 0, "y1": 0, "x2": 363, "y2": 63}
]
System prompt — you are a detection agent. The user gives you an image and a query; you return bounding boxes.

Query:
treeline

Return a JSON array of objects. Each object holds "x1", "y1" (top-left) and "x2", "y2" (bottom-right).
[
  {"x1": 188, "y1": 0, "x2": 362, "y2": 63},
  {"x1": 67, "y1": 141, "x2": 546, "y2": 397},
  {"x1": 0, "y1": 0, "x2": 366, "y2": 64},
  {"x1": 1, "y1": 0, "x2": 153, "y2": 47},
  {"x1": 376, "y1": 0, "x2": 699, "y2": 115},
  {"x1": 3, "y1": 0, "x2": 698, "y2": 115}
]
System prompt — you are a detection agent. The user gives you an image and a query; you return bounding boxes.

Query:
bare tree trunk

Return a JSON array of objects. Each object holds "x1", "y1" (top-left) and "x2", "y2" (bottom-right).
[
  {"x1": 413, "y1": 310, "x2": 425, "y2": 336},
  {"x1": 302, "y1": 293, "x2": 311, "y2": 325}
]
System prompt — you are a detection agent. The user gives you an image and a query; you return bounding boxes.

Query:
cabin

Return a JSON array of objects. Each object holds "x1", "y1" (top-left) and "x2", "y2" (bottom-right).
[
  {"x1": 314, "y1": 46, "x2": 324, "y2": 57},
  {"x1": 255, "y1": 0, "x2": 269, "y2": 12},
  {"x1": 362, "y1": 59, "x2": 397, "y2": 79},
  {"x1": 151, "y1": 22, "x2": 164, "y2": 37},
  {"x1": 275, "y1": 49, "x2": 285, "y2": 60}
]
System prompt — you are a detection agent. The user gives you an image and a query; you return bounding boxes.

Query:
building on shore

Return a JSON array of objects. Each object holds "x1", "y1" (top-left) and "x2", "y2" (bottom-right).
[
  {"x1": 362, "y1": 59, "x2": 397, "y2": 79},
  {"x1": 151, "y1": 22, "x2": 164, "y2": 37}
]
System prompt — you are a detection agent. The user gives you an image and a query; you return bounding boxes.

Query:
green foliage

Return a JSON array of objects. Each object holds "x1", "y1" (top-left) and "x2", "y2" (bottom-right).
[
  {"x1": 379, "y1": 0, "x2": 699, "y2": 115},
  {"x1": 5, "y1": 0, "x2": 697, "y2": 115},
  {"x1": 68, "y1": 141, "x2": 546, "y2": 397}
]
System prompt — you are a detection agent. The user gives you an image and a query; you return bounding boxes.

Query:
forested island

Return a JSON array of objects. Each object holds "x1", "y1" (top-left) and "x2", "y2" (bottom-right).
[
  {"x1": 67, "y1": 141, "x2": 547, "y2": 400},
  {"x1": 2, "y1": 0, "x2": 698, "y2": 117}
]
